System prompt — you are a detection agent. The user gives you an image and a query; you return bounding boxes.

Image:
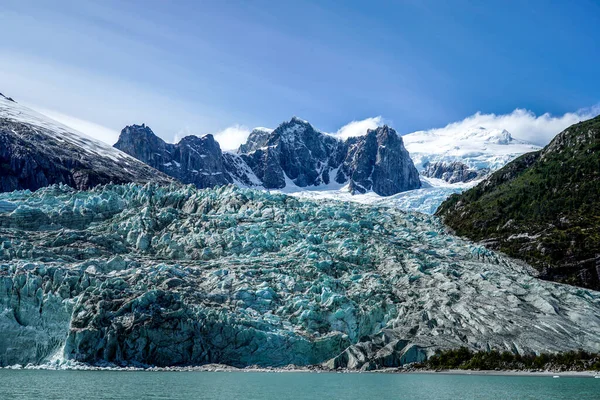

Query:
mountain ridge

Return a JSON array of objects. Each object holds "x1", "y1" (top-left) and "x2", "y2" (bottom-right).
[{"x1": 114, "y1": 117, "x2": 422, "y2": 196}]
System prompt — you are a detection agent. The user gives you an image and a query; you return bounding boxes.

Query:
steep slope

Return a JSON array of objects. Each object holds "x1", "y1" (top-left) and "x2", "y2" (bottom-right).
[
  {"x1": 337, "y1": 126, "x2": 421, "y2": 195},
  {"x1": 115, "y1": 117, "x2": 421, "y2": 197},
  {"x1": 1, "y1": 184, "x2": 599, "y2": 368},
  {"x1": 114, "y1": 124, "x2": 231, "y2": 188},
  {"x1": 0, "y1": 95, "x2": 172, "y2": 192},
  {"x1": 236, "y1": 119, "x2": 421, "y2": 195},
  {"x1": 238, "y1": 117, "x2": 346, "y2": 189},
  {"x1": 437, "y1": 115, "x2": 600, "y2": 290}
]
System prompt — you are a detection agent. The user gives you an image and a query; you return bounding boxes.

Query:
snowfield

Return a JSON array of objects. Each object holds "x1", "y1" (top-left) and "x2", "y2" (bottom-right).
[{"x1": 402, "y1": 126, "x2": 541, "y2": 172}]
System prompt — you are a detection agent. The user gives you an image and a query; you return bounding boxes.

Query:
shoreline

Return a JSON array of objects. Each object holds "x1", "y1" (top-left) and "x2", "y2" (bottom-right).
[{"x1": 2, "y1": 363, "x2": 600, "y2": 377}]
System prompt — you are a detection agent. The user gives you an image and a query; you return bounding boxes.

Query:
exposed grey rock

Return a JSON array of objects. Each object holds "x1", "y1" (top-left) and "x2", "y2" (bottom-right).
[
  {"x1": 339, "y1": 126, "x2": 421, "y2": 195},
  {"x1": 237, "y1": 127, "x2": 273, "y2": 154},
  {"x1": 236, "y1": 119, "x2": 420, "y2": 195},
  {"x1": 114, "y1": 124, "x2": 232, "y2": 189},
  {"x1": 238, "y1": 117, "x2": 345, "y2": 189},
  {"x1": 0, "y1": 97, "x2": 172, "y2": 193},
  {"x1": 422, "y1": 161, "x2": 487, "y2": 183},
  {"x1": 115, "y1": 117, "x2": 421, "y2": 197}
]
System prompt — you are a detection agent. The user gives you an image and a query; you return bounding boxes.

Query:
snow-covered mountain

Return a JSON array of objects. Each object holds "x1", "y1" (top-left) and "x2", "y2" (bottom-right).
[
  {"x1": 403, "y1": 126, "x2": 541, "y2": 179},
  {"x1": 115, "y1": 117, "x2": 421, "y2": 197},
  {"x1": 0, "y1": 94, "x2": 173, "y2": 192},
  {"x1": 287, "y1": 127, "x2": 540, "y2": 213},
  {"x1": 0, "y1": 91, "x2": 539, "y2": 214},
  {"x1": 111, "y1": 117, "x2": 540, "y2": 214}
]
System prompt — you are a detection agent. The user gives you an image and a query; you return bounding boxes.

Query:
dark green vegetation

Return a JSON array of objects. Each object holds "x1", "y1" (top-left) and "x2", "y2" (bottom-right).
[
  {"x1": 418, "y1": 347, "x2": 600, "y2": 371},
  {"x1": 437, "y1": 115, "x2": 600, "y2": 289}
]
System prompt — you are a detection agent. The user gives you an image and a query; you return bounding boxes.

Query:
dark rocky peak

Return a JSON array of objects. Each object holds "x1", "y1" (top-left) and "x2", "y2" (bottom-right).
[
  {"x1": 373, "y1": 124, "x2": 395, "y2": 141},
  {"x1": 179, "y1": 133, "x2": 219, "y2": 151},
  {"x1": 114, "y1": 124, "x2": 172, "y2": 167},
  {"x1": 114, "y1": 126, "x2": 231, "y2": 189},
  {"x1": 117, "y1": 124, "x2": 167, "y2": 149},
  {"x1": 270, "y1": 117, "x2": 320, "y2": 143},
  {"x1": 237, "y1": 117, "x2": 343, "y2": 188},
  {"x1": 340, "y1": 125, "x2": 421, "y2": 195}
]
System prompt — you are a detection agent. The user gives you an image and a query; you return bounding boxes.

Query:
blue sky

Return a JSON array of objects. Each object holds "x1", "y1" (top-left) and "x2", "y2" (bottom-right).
[{"x1": 1, "y1": 0, "x2": 599, "y2": 148}]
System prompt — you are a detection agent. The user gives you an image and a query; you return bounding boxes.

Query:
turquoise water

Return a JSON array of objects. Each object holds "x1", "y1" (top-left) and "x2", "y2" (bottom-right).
[{"x1": 0, "y1": 370, "x2": 598, "y2": 399}]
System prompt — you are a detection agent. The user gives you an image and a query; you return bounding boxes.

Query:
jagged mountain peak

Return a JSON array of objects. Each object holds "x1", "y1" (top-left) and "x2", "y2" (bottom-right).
[
  {"x1": 114, "y1": 123, "x2": 231, "y2": 189},
  {"x1": 116, "y1": 116, "x2": 421, "y2": 196},
  {"x1": 271, "y1": 116, "x2": 322, "y2": 139},
  {"x1": 179, "y1": 133, "x2": 217, "y2": 145},
  {"x1": 368, "y1": 124, "x2": 401, "y2": 141},
  {"x1": 290, "y1": 116, "x2": 310, "y2": 124},
  {"x1": 120, "y1": 123, "x2": 161, "y2": 141}
]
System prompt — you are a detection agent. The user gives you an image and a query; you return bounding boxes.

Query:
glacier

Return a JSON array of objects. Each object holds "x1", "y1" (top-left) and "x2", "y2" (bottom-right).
[{"x1": 1, "y1": 183, "x2": 599, "y2": 369}]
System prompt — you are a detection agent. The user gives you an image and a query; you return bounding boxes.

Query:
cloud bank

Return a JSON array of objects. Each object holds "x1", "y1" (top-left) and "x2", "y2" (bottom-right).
[
  {"x1": 414, "y1": 107, "x2": 600, "y2": 146},
  {"x1": 212, "y1": 125, "x2": 252, "y2": 151},
  {"x1": 334, "y1": 116, "x2": 384, "y2": 139}
]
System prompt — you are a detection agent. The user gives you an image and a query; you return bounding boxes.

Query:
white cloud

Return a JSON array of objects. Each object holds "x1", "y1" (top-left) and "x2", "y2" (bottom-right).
[
  {"x1": 171, "y1": 125, "x2": 252, "y2": 151},
  {"x1": 212, "y1": 125, "x2": 252, "y2": 151},
  {"x1": 31, "y1": 106, "x2": 120, "y2": 145},
  {"x1": 334, "y1": 116, "x2": 384, "y2": 139},
  {"x1": 414, "y1": 106, "x2": 600, "y2": 146}
]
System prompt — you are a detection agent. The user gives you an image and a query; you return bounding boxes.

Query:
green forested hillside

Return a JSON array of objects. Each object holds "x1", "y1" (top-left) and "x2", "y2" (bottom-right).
[{"x1": 437, "y1": 115, "x2": 600, "y2": 289}]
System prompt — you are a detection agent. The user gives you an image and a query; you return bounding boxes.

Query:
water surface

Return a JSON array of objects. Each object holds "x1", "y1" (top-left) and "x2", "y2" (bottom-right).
[{"x1": 0, "y1": 370, "x2": 597, "y2": 400}]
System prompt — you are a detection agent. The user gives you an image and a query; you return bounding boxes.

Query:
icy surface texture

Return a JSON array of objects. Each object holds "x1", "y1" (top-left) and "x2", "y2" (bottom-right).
[
  {"x1": 284, "y1": 177, "x2": 475, "y2": 215},
  {"x1": 0, "y1": 184, "x2": 599, "y2": 369}
]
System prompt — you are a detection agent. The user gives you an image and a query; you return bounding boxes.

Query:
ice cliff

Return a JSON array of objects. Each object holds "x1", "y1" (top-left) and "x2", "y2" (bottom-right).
[{"x1": 1, "y1": 184, "x2": 599, "y2": 369}]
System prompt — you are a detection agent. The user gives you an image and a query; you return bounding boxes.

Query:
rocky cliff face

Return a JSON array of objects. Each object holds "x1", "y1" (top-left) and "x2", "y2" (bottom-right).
[
  {"x1": 422, "y1": 161, "x2": 487, "y2": 183},
  {"x1": 437, "y1": 115, "x2": 600, "y2": 290},
  {"x1": 114, "y1": 118, "x2": 421, "y2": 196},
  {"x1": 237, "y1": 120, "x2": 420, "y2": 195},
  {"x1": 237, "y1": 117, "x2": 345, "y2": 189},
  {"x1": 0, "y1": 96, "x2": 173, "y2": 193},
  {"x1": 1, "y1": 184, "x2": 600, "y2": 368},
  {"x1": 339, "y1": 126, "x2": 421, "y2": 195},
  {"x1": 114, "y1": 124, "x2": 231, "y2": 189}
]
